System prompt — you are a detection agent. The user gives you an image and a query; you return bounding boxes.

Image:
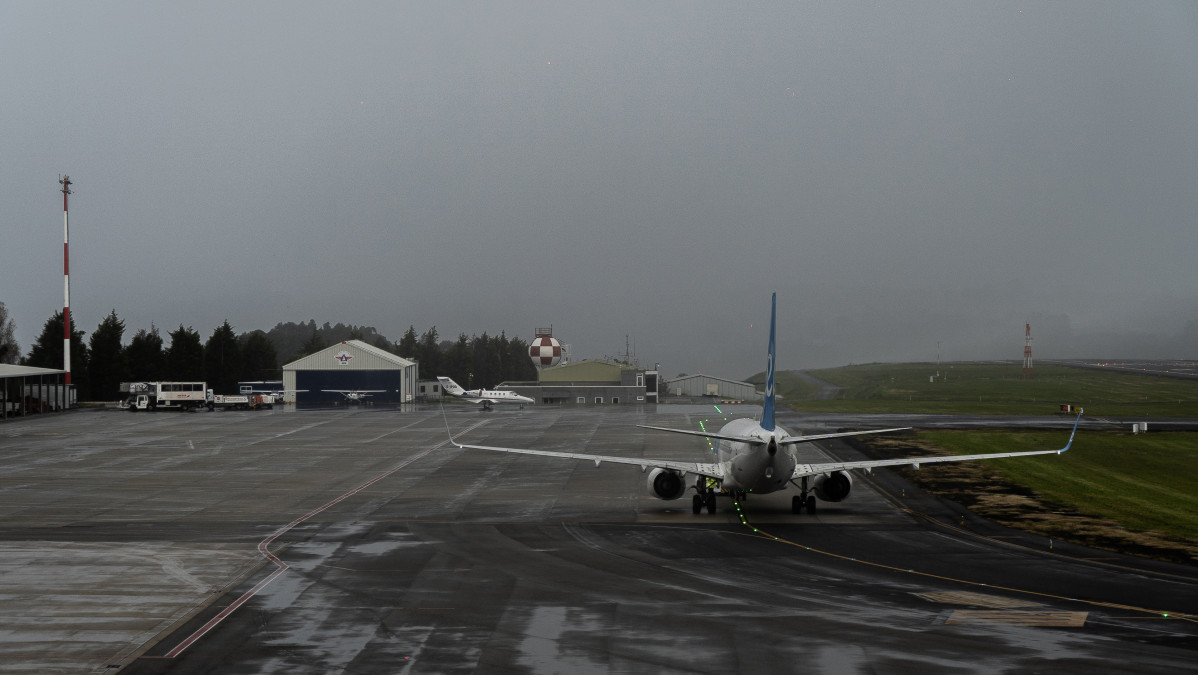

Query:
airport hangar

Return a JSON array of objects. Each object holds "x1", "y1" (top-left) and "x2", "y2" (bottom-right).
[
  {"x1": 282, "y1": 339, "x2": 417, "y2": 405},
  {"x1": 662, "y1": 373, "x2": 763, "y2": 401},
  {"x1": 496, "y1": 359, "x2": 659, "y2": 405}
]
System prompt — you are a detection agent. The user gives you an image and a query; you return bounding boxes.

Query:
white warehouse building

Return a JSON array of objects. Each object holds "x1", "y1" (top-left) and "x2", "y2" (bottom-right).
[{"x1": 662, "y1": 374, "x2": 762, "y2": 401}]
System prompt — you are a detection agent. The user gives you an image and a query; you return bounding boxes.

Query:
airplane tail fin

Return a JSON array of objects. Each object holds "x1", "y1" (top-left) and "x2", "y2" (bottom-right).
[
  {"x1": 438, "y1": 377, "x2": 466, "y2": 397},
  {"x1": 762, "y1": 292, "x2": 777, "y2": 432}
]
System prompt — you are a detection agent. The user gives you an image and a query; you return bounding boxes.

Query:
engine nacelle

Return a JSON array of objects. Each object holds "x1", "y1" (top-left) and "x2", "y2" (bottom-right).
[
  {"x1": 811, "y1": 470, "x2": 853, "y2": 502},
  {"x1": 647, "y1": 468, "x2": 687, "y2": 501}
]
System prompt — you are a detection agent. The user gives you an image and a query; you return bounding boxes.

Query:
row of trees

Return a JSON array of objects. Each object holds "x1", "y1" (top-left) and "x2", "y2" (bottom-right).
[
  {"x1": 5, "y1": 303, "x2": 539, "y2": 402},
  {"x1": 20, "y1": 311, "x2": 279, "y2": 402},
  {"x1": 394, "y1": 326, "x2": 539, "y2": 390}
]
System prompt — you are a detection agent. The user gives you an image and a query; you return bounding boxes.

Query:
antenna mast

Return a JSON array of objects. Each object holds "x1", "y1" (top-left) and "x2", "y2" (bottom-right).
[
  {"x1": 59, "y1": 175, "x2": 72, "y2": 385},
  {"x1": 1022, "y1": 323, "x2": 1033, "y2": 379}
]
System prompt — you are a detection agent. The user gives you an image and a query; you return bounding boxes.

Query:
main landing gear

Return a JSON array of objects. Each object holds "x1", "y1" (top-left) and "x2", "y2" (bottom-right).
[
  {"x1": 791, "y1": 476, "x2": 817, "y2": 514},
  {"x1": 692, "y1": 479, "x2": 718, "y2": 515}
]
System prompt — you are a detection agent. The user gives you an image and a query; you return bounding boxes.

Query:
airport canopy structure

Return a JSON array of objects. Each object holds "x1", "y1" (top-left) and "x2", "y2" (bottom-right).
[
  {"x1": 662, "y1": 373, "x2": 762, "y2": 401},
  {"x1": 282, "y1": 340, "x2": 417, "y2": 405},
  {"x1": 1, "y1": 364, "x2": 74, "y2": 420}
]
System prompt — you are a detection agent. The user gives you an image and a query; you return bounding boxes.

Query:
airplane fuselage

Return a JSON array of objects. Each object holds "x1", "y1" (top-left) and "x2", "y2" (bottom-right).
[
  {"x1": 715, "y1": 418, "x2": 798, "y2": 494},
  {"x1": 466, "y1": 389, "x2": 529, "y2": 402}
]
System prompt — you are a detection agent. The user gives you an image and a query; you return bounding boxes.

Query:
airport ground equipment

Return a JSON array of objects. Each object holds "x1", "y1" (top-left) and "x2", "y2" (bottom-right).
[{"x1": 119, "y1": 382, "x2": 211, "y2": 411}]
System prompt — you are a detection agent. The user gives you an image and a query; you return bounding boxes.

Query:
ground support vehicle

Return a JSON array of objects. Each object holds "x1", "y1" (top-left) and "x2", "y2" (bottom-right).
[
  {"x1": 209, "y1": 394, "x2": 273, "y2": 411},
  {"x1": 120, "y1": 382, "x2": 211, "y2": 412}
]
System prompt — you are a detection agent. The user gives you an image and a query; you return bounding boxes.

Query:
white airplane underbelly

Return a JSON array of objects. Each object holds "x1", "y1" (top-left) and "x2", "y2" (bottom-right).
[{"x1": 720, "y1": 440, "x2": 796, "y2": 494}]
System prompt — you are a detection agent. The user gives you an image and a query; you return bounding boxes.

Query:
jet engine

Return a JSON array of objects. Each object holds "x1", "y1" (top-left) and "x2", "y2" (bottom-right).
[
  {"x1": 646, "y1": 468, "x2": 687, "y2": 500},
  {"x1": 811, "y1": 470, "x2": 853, "y2": 502}
]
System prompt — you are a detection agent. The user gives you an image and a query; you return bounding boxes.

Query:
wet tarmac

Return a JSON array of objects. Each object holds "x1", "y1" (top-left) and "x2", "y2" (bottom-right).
[{"x1": 1, "y1": 405, "x2": 1194, "y2": 673}]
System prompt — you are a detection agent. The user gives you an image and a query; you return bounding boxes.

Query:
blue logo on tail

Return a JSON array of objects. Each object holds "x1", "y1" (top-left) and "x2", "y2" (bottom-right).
[{"x1": 762, "y1": 292, "x2": 777, "y2": 431}]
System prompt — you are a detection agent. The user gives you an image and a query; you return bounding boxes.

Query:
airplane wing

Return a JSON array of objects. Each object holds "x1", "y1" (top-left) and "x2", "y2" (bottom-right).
[
  {"x1": 792, "y1": 413, "x2": 1081, "y2": 479},
  {"x1": 778, "y1": 428, "x2": 912, "y2": 445},
  {"x1": 636, "y1": 425, "x2": 764, "y2": 444},
  {"x1": 449, "y1": 436, "x2": 725, "y2": 480}
]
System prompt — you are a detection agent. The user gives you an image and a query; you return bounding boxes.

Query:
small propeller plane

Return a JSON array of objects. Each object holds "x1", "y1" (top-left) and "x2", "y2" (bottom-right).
[
  {"x1": 322, "y1": 389, "x2": 386, "y2": 405},
  {"x1": 437, "y1": 377, "x2": 534, "y2": 410},
  {"x1": 449, "y1": 292, "x2": 1079, "y2": 515}
]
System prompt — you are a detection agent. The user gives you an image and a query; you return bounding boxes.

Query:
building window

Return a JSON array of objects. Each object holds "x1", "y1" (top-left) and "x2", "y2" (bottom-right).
[
  {"x1": 577, "y1": 397, "x2": 586, "y2": 404},
  {"x1": 612, "y1": 397, "x2": 620, "y2": 404},
  {"x1": 595, "y1": 397, "x2": 604, "y2": 404}
]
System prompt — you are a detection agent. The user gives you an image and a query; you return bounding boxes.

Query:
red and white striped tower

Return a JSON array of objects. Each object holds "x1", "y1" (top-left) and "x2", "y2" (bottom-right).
[
  {"x1": 59, "y1": 175, "x2": 72, "y2": 385},
  {"x1": 1022, "y1": 322, "x2": 1033, "y2": 380}
]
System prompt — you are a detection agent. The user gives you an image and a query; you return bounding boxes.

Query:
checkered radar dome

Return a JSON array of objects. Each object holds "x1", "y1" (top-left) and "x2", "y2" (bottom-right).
[{"x1": 528, "y1": 336, "x2": 562, "y2": 367}]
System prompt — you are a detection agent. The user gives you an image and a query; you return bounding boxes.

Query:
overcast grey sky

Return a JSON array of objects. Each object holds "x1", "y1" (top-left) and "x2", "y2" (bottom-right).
[{"x1": 3, "y1": 2, "x2": 1196, "y2": 378}]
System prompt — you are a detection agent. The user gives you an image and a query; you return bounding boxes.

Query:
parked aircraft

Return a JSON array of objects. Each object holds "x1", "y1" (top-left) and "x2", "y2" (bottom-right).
[
  {"x1": 322, "y1": 389, "x2": 385, "y2": 404},
  {"x1": 449, "y1": 293, "x2": 1079, "y2": 514},
  {"x1": 438, "y1": 377, "x2": 534, "y2": 410}
]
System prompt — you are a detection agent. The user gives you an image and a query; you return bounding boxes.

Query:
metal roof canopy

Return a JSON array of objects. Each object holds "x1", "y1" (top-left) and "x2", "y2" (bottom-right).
[{"x1": 2, "y1": 364, "x2": 72, "y2": 420}]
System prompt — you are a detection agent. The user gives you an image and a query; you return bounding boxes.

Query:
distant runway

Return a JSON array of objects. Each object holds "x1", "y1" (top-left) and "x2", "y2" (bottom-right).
[{"x1": 0, "y1": 405, "x2": 1194, "y2": 673}]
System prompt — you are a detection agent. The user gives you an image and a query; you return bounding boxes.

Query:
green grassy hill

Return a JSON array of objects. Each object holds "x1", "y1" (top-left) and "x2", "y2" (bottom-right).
[
  {"x1": 780, "y1": 362, "x2": 1198, "y2": 417},
  {"x1": 738, "y1": 361, "x2": 1198, "y2": 563}
]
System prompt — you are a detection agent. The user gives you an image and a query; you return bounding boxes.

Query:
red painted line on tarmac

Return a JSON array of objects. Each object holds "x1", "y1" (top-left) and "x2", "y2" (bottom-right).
[{"x1": 162, "y1": 421, "x2": 486, "y2": 659}]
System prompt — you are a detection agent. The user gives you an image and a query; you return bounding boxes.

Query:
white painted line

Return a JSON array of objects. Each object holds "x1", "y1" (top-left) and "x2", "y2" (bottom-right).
[{"x1": 163, "y1": 419, "x2": 488, "y2": 658}]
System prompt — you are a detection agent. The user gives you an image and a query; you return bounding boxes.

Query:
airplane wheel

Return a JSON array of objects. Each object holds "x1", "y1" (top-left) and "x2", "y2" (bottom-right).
[
  {"x1": 692, "y1": 494, "x2": 703, "y2": 515},
  {"x1": 805, "y1": 496, "x2": 817, "y2": 514},
  {"x1": 792, "y1": 495, "x2": 803, "y2": 514},
  {"x1": 706, "y1": 494, "x2": 716, "y2": 515}
]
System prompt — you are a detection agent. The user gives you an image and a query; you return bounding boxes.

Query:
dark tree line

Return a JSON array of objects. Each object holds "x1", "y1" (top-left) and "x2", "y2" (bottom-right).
[
  {"x1": 393, "y1": 325, "x2": 537, "y2": 389},
  {"x1": 15, "y1": 307, "x2": 537, "y2": 401},
  {"x1": 265, "y1": 321, "x2": 390, "y2": 363},
  {"x1": 22, "y1": 311, "x2": 278, "y2": 401}
]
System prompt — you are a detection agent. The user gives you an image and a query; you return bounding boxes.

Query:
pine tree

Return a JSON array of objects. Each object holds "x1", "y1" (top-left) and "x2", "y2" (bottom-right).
[
  {"x1": 204, "y1": 321, "x2": 243, "y2": 393},
  {"x1": 126, "y1": 326, "x2": 164, "y2": 381},
  {"x1": 0, "y1": 301, "x2": 19, "y2": 364},
  {"x1": 241, "y1": 330, "x2": 279, "y2": 380},
  {"x1": 87, "y1": 310, "x2": 127, "y2": 401},
  {"x1": 26, "y1": 311, "x2": 89, "y2": 392},
  {"x1": 165, "y1": 325, "x2": 204, "y2": 381}
]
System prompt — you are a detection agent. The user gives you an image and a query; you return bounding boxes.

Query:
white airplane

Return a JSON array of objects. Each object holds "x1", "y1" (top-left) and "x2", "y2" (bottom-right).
[
  {"x1": 449, "y1": 292, "x2": 1080, "y2": 515},
  {"x1": 323, "y1": 389, "x2": 386, "y2": 404},
  {"x1": 437, "y1": 377, "x2": 534, "y2": 410}
]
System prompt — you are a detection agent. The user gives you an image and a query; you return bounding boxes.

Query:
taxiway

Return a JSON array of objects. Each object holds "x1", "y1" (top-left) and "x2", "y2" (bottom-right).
[{"x1": 0, "y1": 405, "x2": 1194, "y2": 673}]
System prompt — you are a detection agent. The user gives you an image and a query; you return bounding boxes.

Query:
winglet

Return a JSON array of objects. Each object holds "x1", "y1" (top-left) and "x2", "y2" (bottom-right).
[
  {"x1": 1058, "y1": 410, "x2": 1083, "y2": 454},
  {"x1": 442, "y1": 403, "x2": 462, "y2": 448},
  {"x1": 762, "y1": 292, "x2": 777, "y2": 432}
]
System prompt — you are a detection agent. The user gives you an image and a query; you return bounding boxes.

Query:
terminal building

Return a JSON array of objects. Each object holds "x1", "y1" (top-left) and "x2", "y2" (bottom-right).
[
  {"x1": 282, "y1": 340, "x2": 417, "y2": 405},
  {"x1": 499, "y1": 359, "x2": 658, "y2": 405}
]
